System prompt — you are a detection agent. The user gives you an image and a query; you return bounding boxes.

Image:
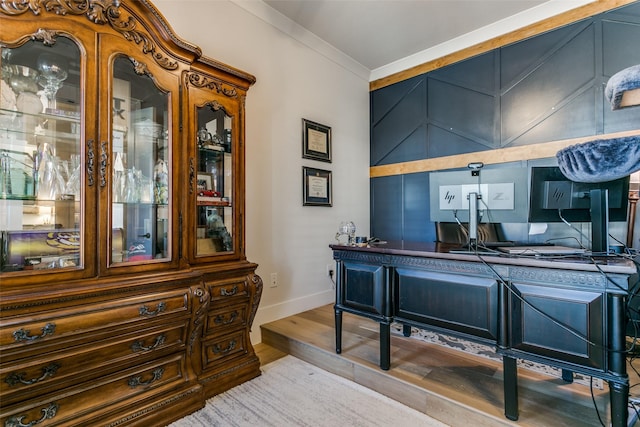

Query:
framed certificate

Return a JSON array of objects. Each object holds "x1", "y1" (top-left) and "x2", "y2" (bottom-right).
[
  {"x1": 302, "y1": 118, "x2": 331, "y2": 163},
  {"x1": 302, "y1": 166, "x2": 332, "y2": 206}
]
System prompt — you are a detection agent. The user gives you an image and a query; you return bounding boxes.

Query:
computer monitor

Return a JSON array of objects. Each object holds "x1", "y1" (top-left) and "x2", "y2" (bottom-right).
[
  {"x1": 429, "y1": 166, "x2": 530, "y2": 224},
  {"x1": 528, "y1": 166, "x2": 630, "y2": 253},
  {"x1": 528, "y1": 167, "x2": 629, "y2": 223}
]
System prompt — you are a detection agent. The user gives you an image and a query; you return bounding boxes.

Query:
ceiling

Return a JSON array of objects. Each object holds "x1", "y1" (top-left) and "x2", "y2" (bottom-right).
[{"x1": 262, "y1": 0, "x2": 587, "y2": 72}]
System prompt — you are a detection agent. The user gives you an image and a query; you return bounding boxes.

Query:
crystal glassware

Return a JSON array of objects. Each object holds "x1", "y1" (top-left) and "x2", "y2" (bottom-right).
[{"x1": 37, "y1": 52, "x2": 68, "y2": 107}]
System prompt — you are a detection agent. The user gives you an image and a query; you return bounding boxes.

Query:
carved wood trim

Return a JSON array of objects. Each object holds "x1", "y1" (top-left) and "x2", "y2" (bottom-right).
[
  {"x1": 0, "y1": 0, "x2": 178, "y2": 70},
  {"x1": 188, "y1": 285, "x2": 210, "y2": 357},
  {"x1": 508, "y1": 267, "x2": 606, "y2": 288},
  {"x1": 248, "y1": 273, "x2": 263, "y2": 329},
  {"x1": 391, "y1": 255, "x2": 495, "y2": 277},
  {"x1": 187, "y1": 71, "x2": 238, "y2": 98}
]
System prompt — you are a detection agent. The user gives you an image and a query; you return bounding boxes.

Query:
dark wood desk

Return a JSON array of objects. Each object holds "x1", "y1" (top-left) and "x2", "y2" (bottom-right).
[{"x1": 330, "y1": 242, "x2": 638, "y2": 427}]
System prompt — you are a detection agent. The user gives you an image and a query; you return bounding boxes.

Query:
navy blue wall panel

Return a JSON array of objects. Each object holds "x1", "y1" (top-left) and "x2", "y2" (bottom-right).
[
  {"x1": 371, "y1": 76, "x2": 427, "y2": 165},
  {"x1": 370, "y1": 2, "x2": 640, "y2": 243},
  {"x1": 371, "y1": 175, "x2": 403, "y2": 241},
  {"x1": 427, "y1": 125, "x2": 491, "y2": 158},
  {"x1": 428, "y1": 78, "x2": 495, "y2": 147},
  {"x1": 403, "y1": 172, "x2": 433, "y2": 243},
  {"x1": 370, "y1": 173, "x2": 435, "y2": 243},
  {"x1": 501, "y1": 23, "x2": 597, "y2": 146},
  {"x1": 513, "y1": 88, "x2": 598, "y2": 146}
]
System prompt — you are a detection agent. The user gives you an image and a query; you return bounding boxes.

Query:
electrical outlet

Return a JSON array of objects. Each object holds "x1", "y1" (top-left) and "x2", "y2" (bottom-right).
[
  {"x1": 326, "y1": 263, "x2": 334, "y2": 277},
  {"x1": 270, "y1": 272, "x2": 278, "y2": 288}
]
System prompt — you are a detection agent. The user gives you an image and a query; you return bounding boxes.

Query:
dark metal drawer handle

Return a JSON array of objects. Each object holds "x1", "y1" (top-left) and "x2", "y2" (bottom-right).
[
  {"x1": 5, "y1": 364, "x2": 60, "y2": 387},
  {"x1": 213, "y1": 339, "x2": 236, "y2": 355},
  {"x1": 139, "y1": 302, "x2": 166, "y2": 317},
  {"x1": 131, "y1": 334, "x2": 166, "y2": 352},
  {"x1": 12, "y1": 323, "x2": 56, "y2": 343},
  {"x1": 5, "y1": 402, "x2": 59, "y2": 427},
  {"x1": 214, "y1": 311, "x2": 238, "y2": 326},
  {"x1": 220, "y1": 286, "x2": 238, "y2": 297},
  {"x1": 128, "y1": 367, "x2": 164, "y2": 388}
]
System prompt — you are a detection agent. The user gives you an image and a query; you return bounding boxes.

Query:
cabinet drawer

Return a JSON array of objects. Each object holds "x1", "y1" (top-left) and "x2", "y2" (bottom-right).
[
  {"x1": 394, "y1": 268, "x2": 499, "y2": 341},
  {"x1": 0, "y1": 353, "x2": 188, "y2": 427},
  {"x1": 0, "y1": 289, "x2": 189, "y2": 352},
  {"x1": 509, "y1": 282, "x2": 605, "y2": 369},
  {"x1": 202, "y1": 330, "x2": 247, "y2": 369},
  {"x1": 0, "y1": 322, "x2": 189, "y2": 406},
  {"x1": 337, "y1": 261, "x2": 388, "y2": 318},
  {"x1": 207, "y1": 278, "x2": 248, "y2": 303},
  {"x1": 204, "y1": 303, "x2": 247, "y2": 336}
]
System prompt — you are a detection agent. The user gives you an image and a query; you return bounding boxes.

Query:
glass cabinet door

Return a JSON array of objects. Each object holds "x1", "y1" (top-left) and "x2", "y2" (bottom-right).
[
  {"x1": 195, "y1": 104, "x2": 234, "y2": 256},
  {"x1": 109, "y1": 56, "x2": 170, "y2": 266},
  {"x1": 0, "y1": 37, "x2": 83, "y2": 273}
]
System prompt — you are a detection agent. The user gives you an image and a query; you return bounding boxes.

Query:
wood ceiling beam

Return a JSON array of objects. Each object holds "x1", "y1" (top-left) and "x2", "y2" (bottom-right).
[{"x1": 370, "y1": 0, "x2": 638, "y2": 91}]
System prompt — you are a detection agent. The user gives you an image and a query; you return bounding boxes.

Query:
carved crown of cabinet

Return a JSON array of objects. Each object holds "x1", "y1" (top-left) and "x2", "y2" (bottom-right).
[{"x1": 0, "y1": 1, "x2": 261, "y2": 425}]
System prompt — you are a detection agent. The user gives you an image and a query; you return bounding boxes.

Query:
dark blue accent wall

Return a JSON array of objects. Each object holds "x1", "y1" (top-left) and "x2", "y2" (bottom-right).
[{"x1": 370, "y1": 2, "x2": 640, "y2": 243}]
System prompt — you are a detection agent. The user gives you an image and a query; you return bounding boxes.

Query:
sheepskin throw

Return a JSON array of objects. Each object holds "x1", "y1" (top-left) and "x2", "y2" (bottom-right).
[
  {"x1": 605, "y1": 64, "x2": 640, "y2": 110},
  {"x1": 556, "y1": 136, "x2": 640, "y2": 183}
]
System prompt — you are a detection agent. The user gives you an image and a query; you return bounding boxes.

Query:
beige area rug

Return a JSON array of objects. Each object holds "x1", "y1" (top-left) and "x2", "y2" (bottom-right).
[
  {"x1": 391, "y1": 323, "x2": 604, "y2": 389},
  {"x1": 169, "y1": 355, "x2": 449, "y2": 427}
]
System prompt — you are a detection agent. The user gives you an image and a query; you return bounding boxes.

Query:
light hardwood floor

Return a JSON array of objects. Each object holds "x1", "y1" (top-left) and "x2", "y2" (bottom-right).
[{"x1": 258, "y1": 304, "x2": 640, "y2": 427}]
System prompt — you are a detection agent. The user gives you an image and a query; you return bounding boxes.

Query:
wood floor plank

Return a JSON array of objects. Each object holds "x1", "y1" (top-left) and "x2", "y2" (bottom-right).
[{"x1": 260, "y1": 304, "x2": 637, "y2": 427}]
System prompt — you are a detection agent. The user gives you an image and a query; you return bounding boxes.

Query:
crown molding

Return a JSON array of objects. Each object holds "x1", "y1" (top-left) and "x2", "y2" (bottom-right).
[{"x1": 231, "y1": 0, "x2": 370, "y2": 81}]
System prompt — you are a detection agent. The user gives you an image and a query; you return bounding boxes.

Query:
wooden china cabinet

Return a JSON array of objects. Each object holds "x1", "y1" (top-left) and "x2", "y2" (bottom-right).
[{"x1": 0, "y1": 1, "x2": 262, "y2": 426}]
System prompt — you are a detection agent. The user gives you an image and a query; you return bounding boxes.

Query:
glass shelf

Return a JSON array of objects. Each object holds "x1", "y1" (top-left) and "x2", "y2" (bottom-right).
[
  {"x1": 1, "y1": 37, "x2": 82, "y2": 273},
  {"x1": 108, "y1": 55, "x2": 171, "y2": 266},
  {"x1": 195, "y1": 105, "x2": 233, "y2": 257}
]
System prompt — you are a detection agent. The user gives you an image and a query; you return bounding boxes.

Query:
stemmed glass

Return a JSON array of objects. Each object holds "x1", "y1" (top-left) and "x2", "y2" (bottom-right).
[{"x1": 37, "y1": 53, "x2": 68, "y2": 108}]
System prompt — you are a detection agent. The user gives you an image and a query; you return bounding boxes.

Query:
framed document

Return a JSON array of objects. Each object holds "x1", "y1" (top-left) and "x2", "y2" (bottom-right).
[
  {"x1": 302, "y1": 166, "x2": 332, "y2": 206},
  {"x1": 302, "y1": 118, "x2": 331, "y2": 163}
]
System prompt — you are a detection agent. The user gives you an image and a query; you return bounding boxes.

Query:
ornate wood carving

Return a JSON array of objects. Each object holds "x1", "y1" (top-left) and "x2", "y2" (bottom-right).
[
  {"x1": 188, "y1": 285, "x2": 210, "y2": 356},
  {"x1": 187, "y1": 72, "x2": 237, "y2": 98},
  {"x1": 31, "y1": 28, "x2": 60, "y2": 46},
  {"x1": 0, "y1": 0, "x2": 178, "y2": 70},
  {"x1": 248, "y1": 273, "x2": 263, "y2": 329}
]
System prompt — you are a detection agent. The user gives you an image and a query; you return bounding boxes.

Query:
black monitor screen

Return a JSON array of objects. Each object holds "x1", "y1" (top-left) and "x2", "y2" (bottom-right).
[{"x1": 529, "y1": 166, "x2": 629, "y2": 223}]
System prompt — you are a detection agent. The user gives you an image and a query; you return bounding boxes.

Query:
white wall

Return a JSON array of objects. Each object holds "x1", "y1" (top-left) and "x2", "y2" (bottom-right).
[{"x1": 153, "y1": 0, "x2": 371, "y2": 343}]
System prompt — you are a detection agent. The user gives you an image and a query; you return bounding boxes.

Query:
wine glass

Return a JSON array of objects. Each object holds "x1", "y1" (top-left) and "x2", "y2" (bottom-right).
[
  {"x1": 1, "y1": 48, "x2": 13, "y2": 84},
  {"x1": 37, "y1": 52, "x2": 68, "y2": 107}
]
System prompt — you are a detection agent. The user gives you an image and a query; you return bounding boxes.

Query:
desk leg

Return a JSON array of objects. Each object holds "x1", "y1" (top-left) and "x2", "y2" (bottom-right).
[
  {"x1": 609, "y1": 380, "x2": 629, "y2": 427},
  {"x1": 380, "y1": 321, "x2": 391, "y2": 370},
  {"x1": 503, "y1": 355, "x2": 519, "y2": 421},
  {"x1": 402, "y1": 324, "x2": 411, "y2": 337},
  {"x1": 609, "y1": 293, "x2": 629, "y2": 427},
  {"x1": 334, "y1": 307, "x2": 342, "y2": 354}
]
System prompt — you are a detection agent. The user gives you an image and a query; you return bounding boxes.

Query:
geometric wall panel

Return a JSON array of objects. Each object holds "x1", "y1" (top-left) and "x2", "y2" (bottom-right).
[
  {"x1": 428, "y1": 125, "x2": 491, "y2": 157},
  {"x1": 509, "y1": 88, "x2": 597, "y2": 146},
  {"x1": 369, "y1": 2, "x2": 640, "y2": 242},
  {"x1": 371, "y1": 76, "x2": 426, "y2": 165},
  {"x1": 501, "y1": 23, "x2": 596, "y2": 146},
  {"x1": 428, "y1": 78, "x2": 495, "y2": 148}
]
